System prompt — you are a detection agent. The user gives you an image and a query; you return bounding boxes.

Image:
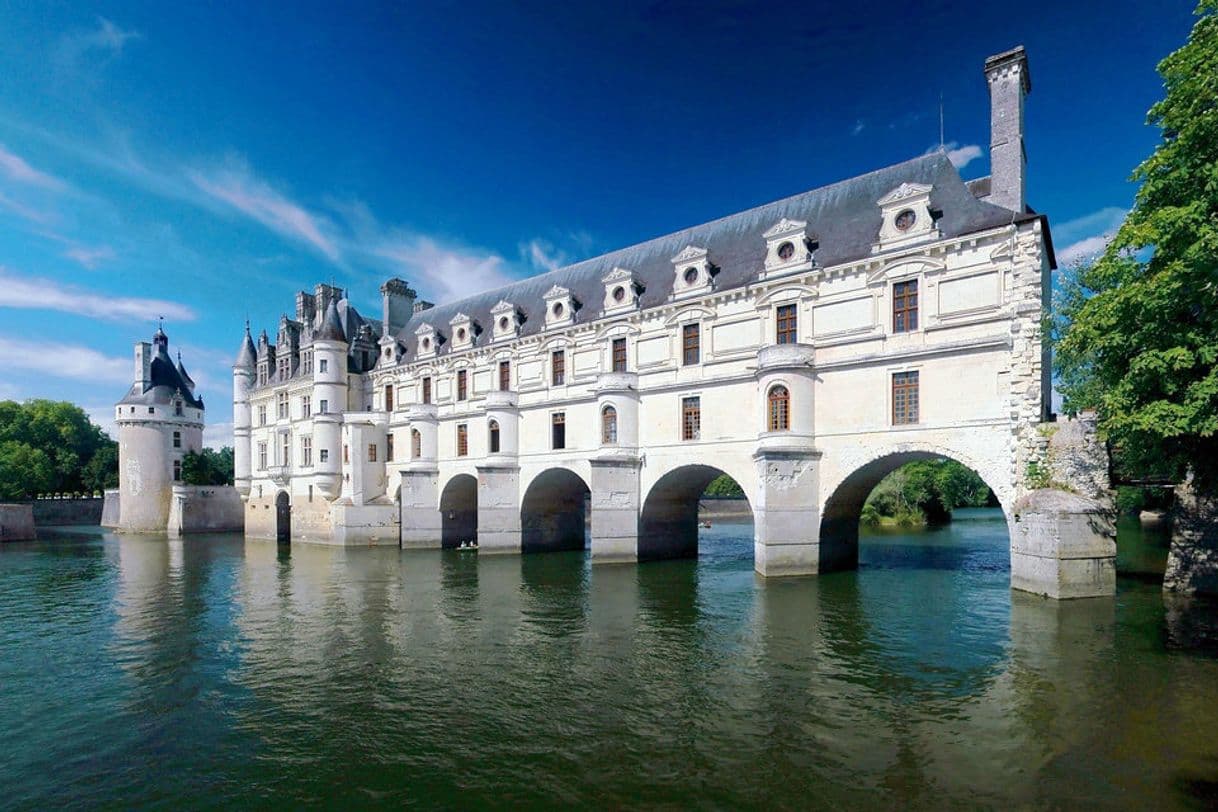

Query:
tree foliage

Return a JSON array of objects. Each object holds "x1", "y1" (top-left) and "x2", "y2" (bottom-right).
[
  {"x1": 1054, "y1": 2, "x2": 1218, "y2": 487},
  {"x1": 864, "y1": 460, "x2": 992, "y2": 525},
  {"x1": 703, "y1": 473, "x2": 744, "y2": 498},
  {"x1": 0, "y1": 400, "x2": 117, "y2": 498},
  {"x1": 181, "y1": 447, "x2": 234, "y2": 486}
]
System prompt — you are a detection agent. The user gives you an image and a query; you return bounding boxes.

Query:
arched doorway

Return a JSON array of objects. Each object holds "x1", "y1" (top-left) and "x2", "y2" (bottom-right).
[
  {"x1": 440, "y1": 474, "x2": 478, "y2": 549},
  {"x1": 819, "y1": 451, "x2": 1007, "y2": 574},
  {"x1": 638, "y1": 465, "x2": 753, "y2": 561},
  {"x1": 520, "y1": 468, "x2": 590, "y2": 554},
  {"x1": 275, "y1": 490, "x2": 291, "y2": 543}
]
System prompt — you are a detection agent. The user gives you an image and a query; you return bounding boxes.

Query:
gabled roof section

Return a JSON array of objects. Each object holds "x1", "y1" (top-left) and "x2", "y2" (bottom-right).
[{"x1": 394, "y1": 150, "x2": 1033, "y2": 356}]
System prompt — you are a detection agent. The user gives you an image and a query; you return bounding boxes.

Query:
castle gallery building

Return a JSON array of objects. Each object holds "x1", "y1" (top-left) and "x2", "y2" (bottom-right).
[{"x1": 236, "y1": 46, "x2": 1056, "y2": 580}]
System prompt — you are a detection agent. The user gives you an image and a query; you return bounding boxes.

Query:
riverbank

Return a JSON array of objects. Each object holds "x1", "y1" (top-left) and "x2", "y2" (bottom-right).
[{"x1": 697, "y1": 498, "x2": 752, "y2": 519}]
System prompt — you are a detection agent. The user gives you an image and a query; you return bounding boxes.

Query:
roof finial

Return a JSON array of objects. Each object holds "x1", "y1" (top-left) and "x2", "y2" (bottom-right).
[{"x1": 939, "y1": 92, "x2": 945, "y2": 149}]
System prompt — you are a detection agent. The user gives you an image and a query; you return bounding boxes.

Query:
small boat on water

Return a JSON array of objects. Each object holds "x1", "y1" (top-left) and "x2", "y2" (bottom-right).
[
  {"x1": 699, "y1": 520, "x2": 712, "y2": 529},
  {"x1": 458, "y1": 540, "x2": 479, "y2": 551}
]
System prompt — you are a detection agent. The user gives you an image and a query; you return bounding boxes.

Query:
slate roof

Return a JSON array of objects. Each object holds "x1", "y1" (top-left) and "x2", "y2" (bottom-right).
[
  {"x1": 234, "y1": 326, "x2": 257, "y2": 369},
  {"x1": 392, "y1": 150, "x2": 1041, "y2": 357},
  {"x1": 119, "y1": 341, "x2": 205, "y2": 409}
]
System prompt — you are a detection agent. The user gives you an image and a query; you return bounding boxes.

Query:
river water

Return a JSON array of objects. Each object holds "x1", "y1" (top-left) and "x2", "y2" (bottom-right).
[{"x1": 2, "y1": 508, "x2": 1217, "y2": 809}]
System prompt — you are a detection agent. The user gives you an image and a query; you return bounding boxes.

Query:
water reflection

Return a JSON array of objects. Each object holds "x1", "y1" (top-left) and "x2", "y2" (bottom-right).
[{"x1": 3, "y1": 515, "x2": 1218, "y2": 808}]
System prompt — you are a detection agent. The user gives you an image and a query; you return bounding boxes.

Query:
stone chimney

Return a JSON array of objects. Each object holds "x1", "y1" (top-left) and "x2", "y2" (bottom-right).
[
  {"x1": 984, "y1": 46, "x2": 1030, "y2": 214},
  {"x1": 134, "y1": 341, "x2": 152, "y2": 390},
  {"x1": 380, "y1": 277, "x2": 417, "y2": 335}
]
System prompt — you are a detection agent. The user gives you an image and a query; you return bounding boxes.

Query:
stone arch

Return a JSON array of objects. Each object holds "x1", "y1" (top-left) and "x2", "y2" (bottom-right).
[
  {"x1": 818, "y1": 442, "x2": 1010, "y2": 571},
  {"x1": 439, "y1": 473, "x2": 478, "y2": 549},
  {"x1": 639, "y1": 464, "x2": 754, "y2": 561},
  {"x1": 520, "y1": 467, "x2": 590, "y2": 553}
]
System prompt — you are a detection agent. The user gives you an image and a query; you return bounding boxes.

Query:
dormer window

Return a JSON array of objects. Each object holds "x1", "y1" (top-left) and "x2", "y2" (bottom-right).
[
  {"x1": 875, "y1": 183, "x2": 938, "y2": 252},
  {"x1": 762, "y1": 218, "x2": 814, "y2": 279},
  {"x1": 449, "y1": 313, "x2": 475, "y2": 350},
  {"x1": 415, "y1": 323, "x2": 437, "y2": 359},
  {"x1": 491, "y1": 300, "x2": 520, "y2": 341},
  {"x1": 543, "y1": 285, "x2": 575, "y2": 329},
  {"x1": 602, "y1": 267, "x2": 641, "y2": 314},
  {"x1": 671, "y1": 246, "x2": 714, "y2": 300}
]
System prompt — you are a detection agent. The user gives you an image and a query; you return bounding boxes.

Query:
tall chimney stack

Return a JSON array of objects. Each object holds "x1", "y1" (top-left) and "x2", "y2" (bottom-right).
[{"x1": 984, "y1": 46, "x2": 1030, "y2": 214}]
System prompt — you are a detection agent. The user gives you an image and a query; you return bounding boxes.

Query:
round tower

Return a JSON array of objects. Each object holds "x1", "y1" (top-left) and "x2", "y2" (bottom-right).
[
  {"x1": 114, "y1": 327, "x2": 205, "y2": 532},
  {"x1": 233, "y1": 323, "x2": 256, "y2": 498},
  {"x1": 312, "y1": 300, "x2": 348, "y2": 499}
]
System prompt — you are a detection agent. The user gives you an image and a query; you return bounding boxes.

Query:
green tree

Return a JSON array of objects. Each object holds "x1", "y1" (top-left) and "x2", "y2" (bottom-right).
[
  {"x1": 864, "y1": 459, "x2": 991, "y2": 525},
  {"x1": 0, "y1": 441, "x2": 55, "y2": 500},
  {"x1": 703, "y1": 473, "x2": 744, "y2": 498},
  {"x1": 0, "y1": 400, "x2": 117, "y2": 497},
  {"x1": 81, "y1": 443, "x2": 119, "y2": 492},
  {"x1": 181, "y1": 447, "x2": 234, "y2": 486},
  {"x1": 1055, "y1": 2, "x2": 1218, "y2": 488}
]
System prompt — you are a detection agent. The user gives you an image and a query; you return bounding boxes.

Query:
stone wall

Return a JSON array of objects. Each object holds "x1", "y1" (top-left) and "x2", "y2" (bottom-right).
[
  {"x1": 22, "y1": 497, "x2": 105, "y2": 526},
  {"x1": 100, "y1": 489, "x2": 120, "y2": 527},
  {"x1": 167, "y1": 485, "x2": 244, "y2": 536},
  {"x1": 1044, "y1": 413, "x2": 1111, "y2": 501},
  {"x1": 0, "y1": 504, "x2": 36, "y2": 541},
  {"x1": 1164, "y1": 475, "x2": 1218, "y2": 595}
]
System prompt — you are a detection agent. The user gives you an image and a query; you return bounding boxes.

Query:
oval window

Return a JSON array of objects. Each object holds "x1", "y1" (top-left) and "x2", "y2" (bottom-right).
[
  {"x1": 777, "y1": 241, "x2": 795, "y2": 260},
  {"x1": 499, "y1": 316, "x2": 509, "y2": 330},
  {"x1": 553, "y1": 302, "x2": 564, "y2": 318},
  {"x1": 612, "y1": 286, "x2": 625, "y2": 302},
  {"x1": 895, "y1": 209, "x2": 917, "y2": 231},
  {"x1": 683, "y1": 267, "x2": 699, "y2": 285}
]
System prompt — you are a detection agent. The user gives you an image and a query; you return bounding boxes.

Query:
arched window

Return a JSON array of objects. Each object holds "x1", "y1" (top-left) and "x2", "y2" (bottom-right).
[
  {"x1": 488, "y1": 419, "x2": 500, "y2": 454},
  {"x1": 767, "y1": 385, "x2": 790, "y2": 432},
  {"x1": 601, "y1": 406, "x2": 618, "y2": 445},
  {"x1": 411, "y1": 429, "x2": 422, "y2": 459}
]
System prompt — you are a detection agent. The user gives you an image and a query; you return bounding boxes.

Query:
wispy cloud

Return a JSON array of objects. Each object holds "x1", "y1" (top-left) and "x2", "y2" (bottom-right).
[
  {"x1": 366, "y1": 235, "x2": 516, "y2": 303},
  {"x1": 0, "y1": 268, "x2": 195, "y2": 322},
  {"x1": 519, "y1": 238, "x2": 568, "y2": 272},
  {"x1": 0, "y1": 143, "x2": 67, "y2": 191},
  {"x1": 63, "y1": 244, "x2": 116, "y2": 269},
  {"x1": 56, "y1": 17, "x2": 141, "y2": 74},
  {"x1": 851, "y1": 119, "x2": 865, "y2": 136},
  {"x1": 945, "y1": 143, "x2": 983, "y2": 169},
  {"x1": 1055, "y1": 206, "x2": 1127, "y2": 266},
  {"x1": 190, "y1": 164, "x2": 341, "y2": 261},
  {"x1": 0, "y1": 336, "x2": 130, "y2": 385},
  {"x1": 203, "y1": 421, "x2": 234, "y2": 449}
]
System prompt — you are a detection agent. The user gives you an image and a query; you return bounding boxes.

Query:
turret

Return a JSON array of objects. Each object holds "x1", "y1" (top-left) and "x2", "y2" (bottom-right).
[
  {"x1": 312, "y1": 300, "x2": 348, "y2": 499},
  {"x1": 233, "y1": 322, "x2": 257, "y2": 497}
]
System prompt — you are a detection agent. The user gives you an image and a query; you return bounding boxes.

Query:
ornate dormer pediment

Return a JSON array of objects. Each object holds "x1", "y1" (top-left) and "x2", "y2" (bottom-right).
[
  {"x1": 491, "y1": 300, "x2": 520, "y2": 341},
  {"x1": 543, "y1": 284, "x2": 575, "y2": 329},
  {"x1": 762, "y1": 217, "x2": 815, "y2": 279},
  {"x1": 449, "y1": 312, "x2": 475, "y2": 349},
  {"x1": 414, "y1": 322, "x2": 438, "y2": 358},
  {"x1": 874, "y1": 182, "x2": 938, "y2": 252},
  {"x1": 602, "y1": 267, "x2": 641, "y2": 314},
  {"x1": 671, "y1": 245, "x2": 714, "y2": 300}
]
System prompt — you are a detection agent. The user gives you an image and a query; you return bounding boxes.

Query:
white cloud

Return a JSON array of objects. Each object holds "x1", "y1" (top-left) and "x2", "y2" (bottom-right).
[
  {"x1": 83, "y1": 405, "x2": 118, "y2": 441},
  {"x1": 367, "y1": 235, "x2": 516, "y2": 303},
  {"x1": 946, "y1": 143, "x2": 983, "y2": 169},
  {"x1": 0, "y1": 268, "x2": 195, "y2": 322},
  {"x1": 519, "y1": 238, "x2": 567, "y2": 272},
  {"x1": 63, "y1": 244, "x2": 116, "y2": 268},
  {"x1": 1054, "y1": 206, "x2": 1127, "y2": 266},
  {"x1": 851, "y1": 119, "x2": 865, "y2": 136},
  {"x1": 56, "y1": 17, "x2": 140, "y2": 72},
  {"x1": 0, "y1": 143, "x2": 67, "y2": 191},
  {"x1": 0, "y1": 336, "x2": 130, "y2": 385},
  {"x1": 190, "y1": 165, "x2": 341, "y2": 261},
  {"x1": 203, "y1": 421, "x2": 234, "y2": 450}
]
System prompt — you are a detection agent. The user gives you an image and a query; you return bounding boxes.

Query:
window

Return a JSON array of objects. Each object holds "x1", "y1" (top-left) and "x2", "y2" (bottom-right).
[
  {"x1": 457, "y1": 424, "x2": 468, "y2": 457},
  {"x1": 612, "y1": 338, "x2": 627, "y2": 372},
  {"x1": 682, "y1": 323, "x2": 700, "y2": 366},
  {"x1": 422, "y1": 377, "x2": 432, "y2": 404},
  {"x1": 776, "y1": 304, "x2": 797, "y2": 345},
  {"x1": 257, "y1": 366, "x2": 267, "y2": 386},
  {"x1": 258, "y1": 442, "x2": 267, "y2": 470},
  {"x1": 172, "y1": 430, "x2": 181, "y2": 449},
  {"x1": 148, "y1": 407, "x2": 155, "y2": 414},
  {"x1": 301, "y1": 436, "x2": 313, "y2": 467},
  {"x1": 411, "y1": 429, "x2": 421, "y2": 459},
  {"x1": 384, "y1": 385, "x2": 394, "y2": 412},
  {"x1": 343, "y1": 444, "x2": 349, "y2": 464},
  {"x1": 301, "y1": 396, "x2": 311, "y2": 419},
  {"x1": 551, "y1": 412, "x2": 566, "y2": 450},
  {"x1": 174, "y1": 400, "x2": 183, "y2": 416},
  {"x1": 281, "y1": 433, "x2": 290, "y2": 466},
  {"x1": 768, "y1": 385, "x2": 790, "y2": 431},
  {"x1": 682, "y1": 397, "x2": 701, "y2": 441},
  {"x1": 552, "y1": 350, "x2": 565, "y2": 386},
  {"x1": 278, "y1": 356, "x2": 290, "y2": 380},
  {"x1": 386, "y1": 434, "x2": 394, "y2": 462},
  {"x1": 457, "y1": 369, "x2": 467, "y2": 401},
  {"x1": 893, "y1": 280, "x2": 918, "y2": 333},
  {"x1": 320, "y1": 448, "x2": 329, "y2": 464},
  {"x1": 368, "y1": 443, "x2": 377, "y2": 463},
  {"x1": 601, "y1": 406, "x2": 618, "y2": 445},
  {"x1": 488, "y1": 420, "x2": 500, "y2": 453},
  {"x1": 892, "y1": 371, "x2": 919, "y2": 425},
  {"x1": 319, "y1": 359, "x2": 328, "y2": 373},
  {"x1": 319, "y1": 399, "x2": 328, "y2": 414},
  {"x1": 277, "y1": 391, "x2": 288, "y2": 420},
  {"x1": 173, "y1": 459, "x2": 181, "y2": 481},
  {"x1": 499, "y1": 360, "x2": 511, "y2": 391},
  {"x1": 302, "y1": 351, "x2": 313, "y2": 375}
]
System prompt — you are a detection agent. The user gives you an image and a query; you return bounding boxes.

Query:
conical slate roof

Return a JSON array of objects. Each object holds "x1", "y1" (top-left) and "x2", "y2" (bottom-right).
[
  {"x1": 175, "y1": 351, "x2": 196, "y2": 391},
  {"x1": 234, "y1": 323, "x2": 257, "y2": 369},
  {"x1": 317, "y1": 300, "x2": 347, "y2": 342}
]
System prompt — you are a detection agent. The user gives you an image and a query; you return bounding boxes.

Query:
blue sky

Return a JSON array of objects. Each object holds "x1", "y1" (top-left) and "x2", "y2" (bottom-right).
[{"x1": 0, "y1": 1, "x2": 1199, "y2": 445}]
